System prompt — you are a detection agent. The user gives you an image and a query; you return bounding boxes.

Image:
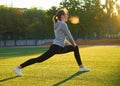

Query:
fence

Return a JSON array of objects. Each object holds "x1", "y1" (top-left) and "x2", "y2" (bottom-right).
[{"x1": 0, "y1": 39, "x2": 53, "y2": 47}]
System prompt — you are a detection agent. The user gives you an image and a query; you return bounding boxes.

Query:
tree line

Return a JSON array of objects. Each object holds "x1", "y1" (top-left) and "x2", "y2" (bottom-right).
[{"x1": 0, "y1": 0, "x2": 120, "y2": 41}]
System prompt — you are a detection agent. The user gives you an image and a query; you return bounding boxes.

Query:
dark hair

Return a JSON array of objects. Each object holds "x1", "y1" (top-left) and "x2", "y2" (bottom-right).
[{"x1": 53, "y1": 10, "x2": 66, "y2": 23}]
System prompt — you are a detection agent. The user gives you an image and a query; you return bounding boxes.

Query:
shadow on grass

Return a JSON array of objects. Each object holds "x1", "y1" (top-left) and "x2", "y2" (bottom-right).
[
  {"x1": 0, "y1": 76, "x2": 19, "y2": 82},
  {"x1": 53, "y1": 71, "x2": 88, "y2": 86}
]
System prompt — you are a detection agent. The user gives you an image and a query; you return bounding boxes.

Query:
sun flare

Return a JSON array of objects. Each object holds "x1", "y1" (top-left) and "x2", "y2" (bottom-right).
[
  {"x1": 100, "y1": 0, "x2": 106, "y2": 5},
  {"x1": 69, "y1": 16, "x2": 79, "y2": 24},
  {"x1": 117, "y1": 0, "x2": 120, "y2": 5}
]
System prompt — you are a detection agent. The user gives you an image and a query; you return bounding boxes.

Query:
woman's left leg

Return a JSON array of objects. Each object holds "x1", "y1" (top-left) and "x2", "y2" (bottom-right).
[
  {"x1": 60, "y1": 45, "x2": 82, "y2": 66},
  {"x1": 60, "y1": 45, "x2": 90, "y2": 71}
]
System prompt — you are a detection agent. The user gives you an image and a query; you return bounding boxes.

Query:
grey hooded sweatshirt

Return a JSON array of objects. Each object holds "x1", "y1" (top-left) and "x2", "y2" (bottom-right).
[{"x1": 53, "y1": 21, "x2": 75, "y2": 47}]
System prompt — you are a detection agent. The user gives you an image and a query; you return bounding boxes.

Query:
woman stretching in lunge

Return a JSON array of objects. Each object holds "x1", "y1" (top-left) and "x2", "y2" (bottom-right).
[{"x1": 13, "y1": 9, "x2": 89, "y2": 76}]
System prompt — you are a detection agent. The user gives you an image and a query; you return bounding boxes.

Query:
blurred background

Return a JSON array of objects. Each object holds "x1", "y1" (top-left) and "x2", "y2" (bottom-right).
[{"x1": 0, "y1": 0, "x2": 120, "y2": 46}]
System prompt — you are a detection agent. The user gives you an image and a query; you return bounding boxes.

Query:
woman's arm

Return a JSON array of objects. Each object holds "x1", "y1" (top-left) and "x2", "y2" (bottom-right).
[{"x1": 62, "y1": 22, "x2": 76, "y2": 47}]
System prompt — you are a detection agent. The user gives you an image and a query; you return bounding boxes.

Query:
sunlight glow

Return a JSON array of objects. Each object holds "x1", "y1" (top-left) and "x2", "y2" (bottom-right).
[
  {"x1": 69, "y1": 16, "x2": 79, "y2": 24},
  {"x1": 113, "y1": 5, "x2": 118, "y2": 16},
  {"x1": 100, "y1": 0, "x2": 106, "y2": 5},
  {"x1": 117, "y1": 0, "x2": 120, "y2": 5}
]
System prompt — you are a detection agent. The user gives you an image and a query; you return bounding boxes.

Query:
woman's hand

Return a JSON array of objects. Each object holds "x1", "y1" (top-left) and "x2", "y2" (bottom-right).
[{"x1": 73, "y1": 43, "x2": 77, "y2": 47}]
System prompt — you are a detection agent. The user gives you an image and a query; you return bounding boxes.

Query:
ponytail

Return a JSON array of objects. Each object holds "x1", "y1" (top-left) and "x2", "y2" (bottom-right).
[{"x1": 53, "y1": 15, "x2": 58, "y2": 23}]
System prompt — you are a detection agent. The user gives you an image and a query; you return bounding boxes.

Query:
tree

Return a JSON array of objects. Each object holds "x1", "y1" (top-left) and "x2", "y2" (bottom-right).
[{"x1": 59, "y1": 0, "x2": 104, "y2": 39}]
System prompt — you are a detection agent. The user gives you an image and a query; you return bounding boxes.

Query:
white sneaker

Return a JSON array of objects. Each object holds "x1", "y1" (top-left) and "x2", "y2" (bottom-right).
[
  {"x1": 13, "y1": 67, "x2": 23, "y2": 76},
  {"x1": 80, "y1": 67, "x2": 90, "y2": 72}
]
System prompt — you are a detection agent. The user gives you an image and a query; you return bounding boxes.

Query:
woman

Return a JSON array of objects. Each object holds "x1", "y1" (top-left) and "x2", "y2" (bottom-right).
[{"x1": 13, "y1": 9, "x2": 89, "y2": 76}]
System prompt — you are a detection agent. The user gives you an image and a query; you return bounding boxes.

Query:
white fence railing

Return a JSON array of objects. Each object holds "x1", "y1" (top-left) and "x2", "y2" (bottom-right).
[{"x1": 0, "y1": 39, "x2": 53, "y2": 47}]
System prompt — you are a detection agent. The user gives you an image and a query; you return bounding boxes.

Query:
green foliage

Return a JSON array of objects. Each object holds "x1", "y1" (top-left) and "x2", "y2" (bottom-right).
[{"x1": 0, "y1": 6, "x2": 27, "y2": 40}]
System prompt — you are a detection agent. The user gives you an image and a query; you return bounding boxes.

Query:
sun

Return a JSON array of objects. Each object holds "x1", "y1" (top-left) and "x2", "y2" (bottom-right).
[
  {"x1": 117, "y1": 0, "x2": 120, "y2": 5},
  {"x1": 100, "y1": 0, "x2": 106, "y2": 5}
]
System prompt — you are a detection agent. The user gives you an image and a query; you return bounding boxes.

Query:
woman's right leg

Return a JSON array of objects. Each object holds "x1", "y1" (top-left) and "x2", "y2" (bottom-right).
[
  {"x1": 20, "y1": 50, "x2": 54, "y2": 68},
  {"x1": 13, "y1": 44, "x2": 63, "y2": 76}
]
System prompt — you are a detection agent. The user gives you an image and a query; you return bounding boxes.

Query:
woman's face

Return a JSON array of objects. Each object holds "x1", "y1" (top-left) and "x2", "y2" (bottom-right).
[{"x1": 61, "y1": 14, "x2": 68, "y2": 22}]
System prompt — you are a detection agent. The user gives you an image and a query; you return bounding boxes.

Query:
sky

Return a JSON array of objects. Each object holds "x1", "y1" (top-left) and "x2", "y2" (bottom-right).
[
  {"x1": 1, "y1": 0, "x2": 120, "y2": 10},
  {"x1": 0, "y1": 0, "x2": 62, "y2": 10}
]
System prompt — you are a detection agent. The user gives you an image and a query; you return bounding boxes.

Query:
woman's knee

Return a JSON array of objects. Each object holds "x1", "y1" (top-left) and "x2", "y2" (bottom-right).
[{"x1": 74, "y1": 46, "x2": 79, "y2": 51}]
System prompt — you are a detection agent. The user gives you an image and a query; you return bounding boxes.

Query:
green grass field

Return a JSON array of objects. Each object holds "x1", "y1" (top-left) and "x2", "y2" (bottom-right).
[{"x1": 0, "y1": 46, "x2": 120, "y2": 86}]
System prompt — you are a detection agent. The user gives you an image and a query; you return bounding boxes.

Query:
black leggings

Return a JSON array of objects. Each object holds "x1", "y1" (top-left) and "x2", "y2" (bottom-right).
[{"x1": 20, "y1": 44, "x2": 82, "y2": 68}]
